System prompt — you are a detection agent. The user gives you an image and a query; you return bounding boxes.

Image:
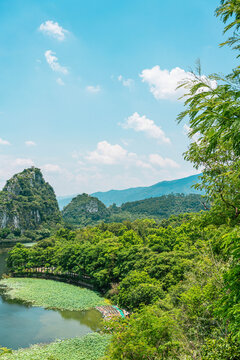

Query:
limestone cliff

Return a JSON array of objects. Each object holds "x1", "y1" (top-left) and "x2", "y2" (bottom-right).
[{"x1": 0, "y1": 167, "x2": 61, "y2": 231}]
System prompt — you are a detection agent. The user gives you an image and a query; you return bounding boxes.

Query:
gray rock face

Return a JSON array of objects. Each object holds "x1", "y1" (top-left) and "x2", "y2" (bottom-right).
[{"x1": 85, "y1": 200, "x2": 99, "y2": 213}]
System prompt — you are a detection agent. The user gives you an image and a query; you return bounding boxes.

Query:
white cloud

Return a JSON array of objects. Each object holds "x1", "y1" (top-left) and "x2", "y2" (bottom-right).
[
  {"x1": 0, "y1": 138, "x2": 10, "y2": 145},
  {"x1": 140, "y1": 65, "x2": 217, "y2": 100},
  {"x1": 13, "y1": 158, "x2": 34, "y2": 167},
  {"x1": 121, "y1": 112, "x2": 171, "y2": 144},
  {"x1": 56, "y1": 77, "x2": 65, "y2": 86},
  {"x1": 136, "y1": 160, "x2": 152, "y2": 169},
  {"x1": 41, "y1": 164, "x2": 62, "y2": 173},
  {"x1": 25, "y1": 140, "x2": 36, "y2": 147},
  {"x1": 86, "y1": 141, "x2": 128, "y2": 165},
  {"x1": 39, "y1": 20, "x2": 68, "y2": 41},
  {"x1": 149, "y1": 154, "x2": 180, "y2": 168},
  {"x1": 86, "y1": 85, "x2": 101, "y2": 93},
  {"x1": 118, "y1": 75, "x2": 134, "y2": 88},
  {"x1": 42, "y1": 164, "x2": 62, "y2": 173},
  {"x1": 45, "y1": 50, "x2": 68, "y2": 75}
]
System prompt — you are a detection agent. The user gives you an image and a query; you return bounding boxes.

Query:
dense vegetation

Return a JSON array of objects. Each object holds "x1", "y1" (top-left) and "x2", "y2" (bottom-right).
[
  {"x1": 120, "y1": 193, "x2": 205, "y2": 217},
  {"x1": 6, "y1": 210, "x2": 240, "y2": 358},
  {"x1": 0, "y1": 168, "x2": 61, "y2": 243},
  {"x1": 62, "y1": 193, "x2": 205, "y2": 227}
]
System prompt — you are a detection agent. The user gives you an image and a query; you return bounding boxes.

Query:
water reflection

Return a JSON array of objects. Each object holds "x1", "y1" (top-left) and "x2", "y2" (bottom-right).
[{"x1": 58, "y1": 308, "x2": 102, "y2": 331}]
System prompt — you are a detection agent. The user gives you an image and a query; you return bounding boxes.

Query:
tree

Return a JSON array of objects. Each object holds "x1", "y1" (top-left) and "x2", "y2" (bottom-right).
[
  {"x1": 176, "y1": 5, "x2": 240, "y2": 220},
  {"x1": 104, "y1": 306, "x2": 182, "y2": 360},
  {"x1": 117, "y1": 270, "x2": 164, "y2": 310},
  {"x1": 177, "y1": 0, "x2": 240, "y2": 343}
]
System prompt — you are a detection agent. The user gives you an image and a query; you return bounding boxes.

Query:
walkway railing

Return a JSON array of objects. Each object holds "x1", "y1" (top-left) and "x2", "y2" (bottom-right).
[{"x1": 12, "y1": 267, "x2": 95, "y2": 289}]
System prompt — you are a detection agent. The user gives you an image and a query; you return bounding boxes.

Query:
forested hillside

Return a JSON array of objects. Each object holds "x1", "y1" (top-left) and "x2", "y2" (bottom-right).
[
  {"x1": 62, "y1": 193, "x2": 205, "y2": 226},
  {"x1": 120, "y1": 193, "x2": 205, "y2": 217},
  {"x1": 0, "y1": 168, "x2": 61, "y2": 243},
  {"x1": 62, "y1": 193, "x2": 110, "y2": 226},
  {"x1": 57, "y1": 174, "x2": 202, "y2": 209}
]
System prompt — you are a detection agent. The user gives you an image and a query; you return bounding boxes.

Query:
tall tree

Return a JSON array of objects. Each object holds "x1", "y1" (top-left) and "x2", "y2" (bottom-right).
[{"x1": 177, "y1": 0, "x2": 240, "y2": 220}]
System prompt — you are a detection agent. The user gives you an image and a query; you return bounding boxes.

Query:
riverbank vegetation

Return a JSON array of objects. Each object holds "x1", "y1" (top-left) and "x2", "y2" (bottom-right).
[
  {"x1": 0, "y1": 278, "x2": 105, "y2": 311},
  {"x1": 7, "y1": 212, "x2": 240, "y2": 358},
  {"x1": 0, "y1": 333, "x2": 111, "y2": 360}
]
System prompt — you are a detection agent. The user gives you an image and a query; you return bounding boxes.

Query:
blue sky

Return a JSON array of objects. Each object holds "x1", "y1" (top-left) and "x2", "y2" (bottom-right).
[{"x1": 0, "y1": 0, "x2": 236, "y2": 195}]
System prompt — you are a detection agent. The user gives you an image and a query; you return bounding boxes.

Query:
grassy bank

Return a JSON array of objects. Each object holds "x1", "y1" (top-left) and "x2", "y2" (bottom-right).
[
  {"x1": 0, "y1": 278, "x2": 106, "y2": 311},
  {"x1": 1, "y1": 333, "x2": 111, "y2": 360}
]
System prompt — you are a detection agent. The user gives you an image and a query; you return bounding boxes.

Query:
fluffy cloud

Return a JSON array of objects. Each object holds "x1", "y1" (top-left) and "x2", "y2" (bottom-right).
[
  {"x1": 86, "y1": 141, "x2": 129, "y2": 165},
  {"x1": 39, "y1": 20, "x2": 68, "y2": 41},
  {"x1": 25, "y1": 140, "x2": 36, "y2": 147},
  {"x1": 0, "y1": 138, "x2": 10, "y2": 145},
  {"x1": 118, "y1": 75, "x2": 134, "y2": 88},
  {"x1": 13, "y1": 158, "x2": 34, "y2": 167},
  {"x1": 86, "y1": 85, "x2": 101, "y2": 93},
  {"x1": 136, "y1": 160, "x2": 152, "y2": 169},
  {"x1": 45, "y1": 50, "x2": 68, "y2": 75},
  {"x1": 149, "y1": 154, "x2": 180, "y2": 168},
  {"x1": 122, "y1": 112, "x2": 170, "y2": 144},
  {"x1": 42, "y1": 164, "x2": 62, "y2": 173},
  {"x1": 84, "y1": 140, "x2": 178, "y2": 171},
  {"x1": 140, "y1": 65, "x2": 217, "y2": 100}
]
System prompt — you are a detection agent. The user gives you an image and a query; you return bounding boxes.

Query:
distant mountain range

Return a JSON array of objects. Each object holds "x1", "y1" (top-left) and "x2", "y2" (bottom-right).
[{"x1": 57, "y1": 174, "x2": 202, "y2": 209}]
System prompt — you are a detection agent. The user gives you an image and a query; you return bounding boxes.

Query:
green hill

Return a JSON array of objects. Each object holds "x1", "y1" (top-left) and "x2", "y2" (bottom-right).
[
  {"x1": 62, "y1": 193, "x2": 110, "y2": 226},
  {"x1": 0, "y1": 167, "x2": 61, "y2": 242},
  {"x1": 57, "y1": 174, "x2": 202, "y2": 209},
  {"x1": 120, "y1": 193, "x2": 205, "y2": 217},
  {"x1": 62, "y1": 193, "x2": 205, "y2": 227}
]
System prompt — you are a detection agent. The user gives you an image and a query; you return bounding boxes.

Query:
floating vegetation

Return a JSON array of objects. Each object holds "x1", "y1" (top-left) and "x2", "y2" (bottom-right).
[
  {"x1": 0, "y1": 333, "x2": 111, "y2": 360},
  {"x1": 0, "y1": 278, "x2": 106, "y2": 311}
]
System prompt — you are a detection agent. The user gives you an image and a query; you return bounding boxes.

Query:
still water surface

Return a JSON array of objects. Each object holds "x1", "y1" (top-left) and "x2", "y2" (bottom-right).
[{"x1": 0, "y1": 247, "x2": 102, "y2": 350}]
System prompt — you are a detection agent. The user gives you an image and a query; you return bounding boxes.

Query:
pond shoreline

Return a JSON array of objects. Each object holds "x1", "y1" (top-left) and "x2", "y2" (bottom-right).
[
  {"x1": 1, "y1": 333, "x2": 111, "y2": 360},
  {"x1": 0, "y1": 278, "x2": 106, "y2": 311},
  {"x1": 0, "y1": 277, "x2": 107, "y2": 355},
  {"x1": 0, "y1": 250, "x2": 113, "y2": 359}
]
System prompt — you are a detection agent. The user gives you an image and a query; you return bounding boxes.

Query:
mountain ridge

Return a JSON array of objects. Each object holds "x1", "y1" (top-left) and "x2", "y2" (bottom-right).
[
  {"x1": 62, "y1": 192, "x2": 205, "y2": 227},
  {"x1": 58, "y1": 174, "x2": 202, "y2": 209}
]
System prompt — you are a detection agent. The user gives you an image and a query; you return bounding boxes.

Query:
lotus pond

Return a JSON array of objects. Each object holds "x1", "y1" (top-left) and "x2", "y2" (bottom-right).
[{"x1": 0, "y1": 249, "x2": 107, "y2": 355}]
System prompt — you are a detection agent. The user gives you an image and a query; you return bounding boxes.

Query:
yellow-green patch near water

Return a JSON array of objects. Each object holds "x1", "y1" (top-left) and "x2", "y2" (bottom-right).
[
  {"x1": 0, "y1": 278, "x2": 106, "y2": 311},
  {"x1": 1, "y1": 333, "x2": 111, "y2": 360}
]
